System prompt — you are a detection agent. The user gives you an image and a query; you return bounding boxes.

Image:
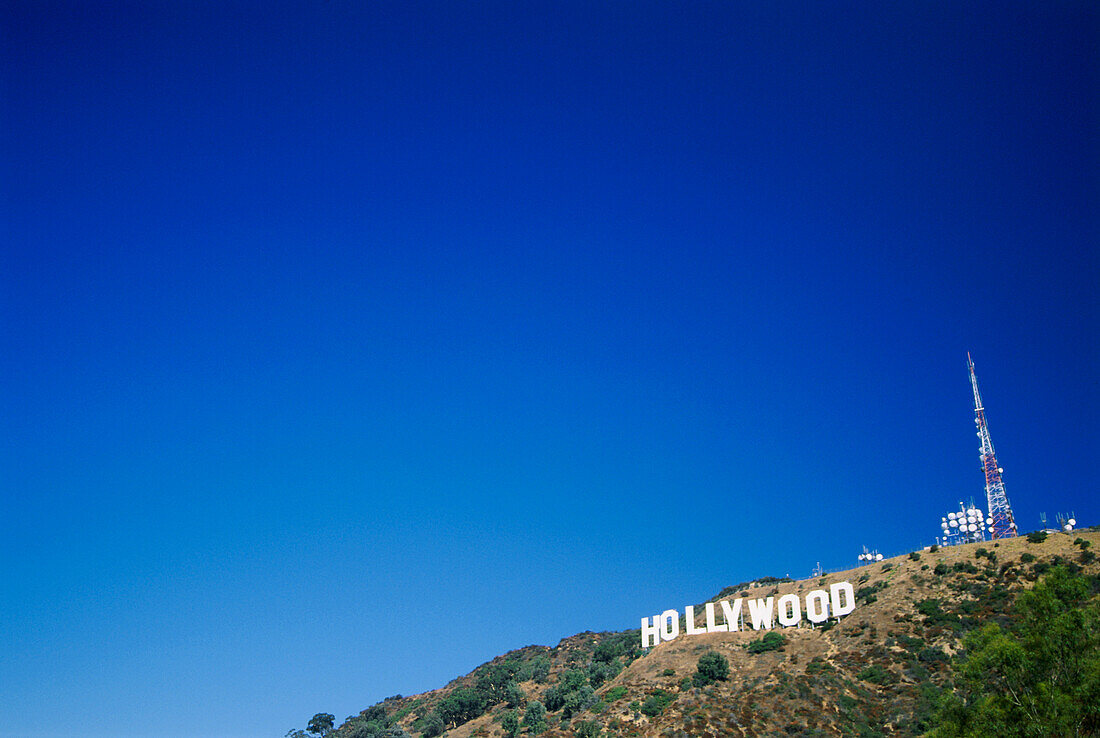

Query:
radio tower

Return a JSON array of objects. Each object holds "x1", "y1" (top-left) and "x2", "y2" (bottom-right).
[{"x1": 968, "y1": 353, "x2": 1018, "y2": 539}]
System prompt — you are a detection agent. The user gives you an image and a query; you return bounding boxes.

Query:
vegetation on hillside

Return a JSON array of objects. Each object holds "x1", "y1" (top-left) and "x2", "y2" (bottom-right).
[{"x1": 283, "y1": 530, "x2": 1100, "y2": 738}]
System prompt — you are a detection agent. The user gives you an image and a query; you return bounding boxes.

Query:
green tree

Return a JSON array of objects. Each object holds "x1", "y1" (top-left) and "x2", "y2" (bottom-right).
[
  {"x1": 929, "y1": 566, "x2": 1100, "y2": 737},
  {"x1": 501, "y1": 709, "x2": 520, "y2": 737},
  {"x1": 307, "y1": 714, "x2": 335, "y2": 736},
  {"x1": 435, "y1": 686, "x2": 486, "y2": 728},
  {"x1": 523, "y1": 700, "x2": 547, "y2": 734},
  {"x1": 575, "y1": 719, "x2": 602, "y2": 737},
  {"x1": 693, "y1": 651, "x2": 730, "y2": 686},
  {"x1": 504, "y1": 679, "x2": 526, "y2": 708}
]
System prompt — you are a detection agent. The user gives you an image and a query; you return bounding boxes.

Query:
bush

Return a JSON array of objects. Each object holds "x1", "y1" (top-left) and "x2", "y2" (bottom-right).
[
  {"x1": 856, "y1": 664, "x2": 895, "y2": 685},
  {"x1": 575, "y1": 720, "x2": 602, "y2": 738},
  {"x1": 909, "y1": 551, "x2": 921, "y2": 561},
  {"x1": 934, "y1": 562, "x2": 949, "y2": 576},
  {"x1": 587, "y1": 659, "x2": 621, "y2": 688},
  {"x1": 602, "y1": 686, "x2": 627, "y2": 703},
  {"x1": 1020, "y1": 552, "x2": 1036, "y2": 563},
  {"x1": 661, "y1": 668, "x2": 675, "y2": 676},
  {"x1": 747, "y1": 631, "x2": 786, "y2": 654},
  {"x1": 435, "y1": 687, "x2": 486, "y2": 728},
  {"x1": 693, "y1": 651, "x2": 730, "y2": 686},
  {"x1": 504, "y1": 680, "x2": 525, "y2": 708},
  {"x1": 917, "y1": 647, "x2": 947, "y2": 663},
  {"x1": 501, "y1": 710, "x2": 520, "y2": 738},
  {"x1": 418, "y1": 714, "x2": 444, "y2": 738},
  {"x1": 640, "y1": 690, "x2": 676, "y2": 717},
  {"x1": 1027, "y1": 531, "x2": 1048, "y2": 544},
  {"x1": 528, "y1": 655, "x2": 551, "y2": 683},
  {"x1": 930, "y1": 544, "x2": 939, "y2": 552},
  {"x1": 522, "y1": 701, "x2": 546, "y2": 734}
]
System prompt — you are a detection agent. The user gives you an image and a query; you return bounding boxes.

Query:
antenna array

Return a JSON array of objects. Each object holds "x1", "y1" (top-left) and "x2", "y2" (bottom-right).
[{"x1": 968, "y1": 354, "x2": 1018, "y2": 539}]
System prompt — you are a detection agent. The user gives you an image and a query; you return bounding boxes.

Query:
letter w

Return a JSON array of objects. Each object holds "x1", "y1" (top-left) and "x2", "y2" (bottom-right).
[{"x1": 748, "y1": 597, "x2": 774, "y2": 630}]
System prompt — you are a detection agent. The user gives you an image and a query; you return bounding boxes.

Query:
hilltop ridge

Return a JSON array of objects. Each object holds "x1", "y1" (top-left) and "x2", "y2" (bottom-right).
[{"x1": 294, "y1": 528, "x2": 1100, "y2": 737}]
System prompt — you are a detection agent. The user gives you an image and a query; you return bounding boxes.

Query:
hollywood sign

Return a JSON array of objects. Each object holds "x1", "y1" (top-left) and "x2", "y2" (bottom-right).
[{"x1": 641, "y1": 581, "x2": 856, "y2": 648}]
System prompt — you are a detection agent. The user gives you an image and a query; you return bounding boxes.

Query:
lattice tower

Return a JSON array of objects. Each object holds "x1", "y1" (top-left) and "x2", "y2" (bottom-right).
[{"x1": 968, "y1": 353, "x2": 1018, "y2": 539}]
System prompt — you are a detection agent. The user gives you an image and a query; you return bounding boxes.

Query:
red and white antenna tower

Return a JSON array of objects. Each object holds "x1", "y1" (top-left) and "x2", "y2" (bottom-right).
[{"x1": 968, "y1": 353, "x2": 1018, "y2": 539}]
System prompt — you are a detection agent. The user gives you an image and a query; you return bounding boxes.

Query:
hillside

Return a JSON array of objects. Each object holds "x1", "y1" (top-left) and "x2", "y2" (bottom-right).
[{"x1": 292, "y1": 529, "x2": 1100, "y2": 737}]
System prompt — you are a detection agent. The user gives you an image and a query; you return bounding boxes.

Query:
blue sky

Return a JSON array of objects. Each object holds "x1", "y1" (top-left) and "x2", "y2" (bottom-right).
[{"x1": 2, "y1": 2, "x2": 1097, "y2": 736}]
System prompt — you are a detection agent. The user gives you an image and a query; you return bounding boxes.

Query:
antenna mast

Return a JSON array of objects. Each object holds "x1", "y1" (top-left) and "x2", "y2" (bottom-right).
[{"x1": 968, "y1": 353, "x2": 1017, "y2": 539}]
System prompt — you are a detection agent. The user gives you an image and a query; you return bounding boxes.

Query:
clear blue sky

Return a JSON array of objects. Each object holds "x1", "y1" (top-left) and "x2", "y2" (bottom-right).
[{"x1": 2, "y1": 2, "x2": 1096, "y2": 736}]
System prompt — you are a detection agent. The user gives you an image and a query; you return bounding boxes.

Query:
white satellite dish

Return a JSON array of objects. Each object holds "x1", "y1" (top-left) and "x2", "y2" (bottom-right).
[
  {"x1": 875, "y1": 553, "x2": 883, "y2": 561},
  {"x1": 950, "y1": 519, "x2": 958, "y2": 527},
  {"x1": 1069, "y1": 518, "x2": 1077, "y2": 526}
]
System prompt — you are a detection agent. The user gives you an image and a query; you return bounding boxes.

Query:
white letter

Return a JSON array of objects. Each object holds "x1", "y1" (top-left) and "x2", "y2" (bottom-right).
[
  {"x1": 748, "y1": 597, "x2": 775, "y2": 630},
  {"x1": 705, "y1": 602, "x2": 728, "y2": 633},
  {"x1": 659, "y1": 609, "x2": 680, "y2": 642},
  {"x1": 777, "y1": 594, "x2": 801, "y2": 627},
  {"x1": 684, "y1": 605, "x2": 706, "y2": 636},
  {"x1": 640, "y1": 615, "x2": 661, "y2": 648},
  {"x1": 830, "y1": 581, "x2": 856, "y2": 618},
  {"x1": 805, "y1": 590, "x2": 830, "y2": 624},
  {"x1": 721, "y1": 598, "x2": 742, "y2": 632}
]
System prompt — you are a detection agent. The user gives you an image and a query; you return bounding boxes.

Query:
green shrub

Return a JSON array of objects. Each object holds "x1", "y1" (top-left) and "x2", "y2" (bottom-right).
[
  {"x1": 522, "y1": 701, "x2": 547, "y2": 734},
  {"x1": 501, "y1": 710, "x2": 520, "y2": 737},
  {"x1": 693, "y1": 651, "x2": 729, "y2": 686},
  {"x1": 1081, "y1": 549, "x2": 1096, "y2": 565},
  {"x1": 587, "y1": 659, "x2": 621, "y2": 688},
  {"x1": 640, "y1": 690, "x2": 676, "y2": 717},
  {"x1": 856, "y1": 664, "x2": 895, "y2": 685},
  {"x1": 930, "y1": 544, "x2": 939, "y2": 552},
  {"x1": 909, "y1": 551, "x2": 921, "y2": 561},
  {"x1": 747, "y1": 631, "x2": 786, "y2": 654},
  {"x1": 602, "y1": 686, "x2": 627, "y2": 702},
  {"x1": 934, "y1": 562, "x2": 948, "y2": 576},
  {"x1": 661, "y1": 668, "x2": 675, "y2": 677},
  {"x1": 1027, "y1": 531, "x2": 1048, "y2": 544},
  {"x1": 805, "y1": 656, "x2": 833, "y2": 674},
  {"x1": 575, "y1": 720, "x2": 602, "y2": 738},
  {"x1": 1020, "y1": 552, "x2": 1036, "y2": 563}
]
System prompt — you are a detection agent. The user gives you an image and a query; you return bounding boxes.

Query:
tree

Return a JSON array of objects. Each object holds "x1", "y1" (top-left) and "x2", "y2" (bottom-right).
[
  {"x1": 504, "y1": 680, "x2": 526, "y2": 708},
  {"x1": 693, "y1": 651, "x2": 730, "y2": 686},
  {"x1": 929, "y1": 566, "x2": 1100, "y2": 737},
  {"x1": 575, "y1": 719, "x2": 602, "y2": 737},
  {"x1": 307, "y1": 714, "x2": 335, "y2": 737},
  {"x1": 523, "y1": 700, "x2": 547, "y2": 734},
  {"x1": 436, "y1": 686, "x2": 486, "y2": 728},
  {"x1": 501, "y1": 709, "x2": 520, "y2": 737}
]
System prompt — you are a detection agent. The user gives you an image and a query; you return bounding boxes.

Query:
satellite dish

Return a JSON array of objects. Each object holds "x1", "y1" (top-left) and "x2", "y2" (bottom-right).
[
  {"x1": 969, "y1": 524, "x2": 977, "y2": 532},
  {"x1": 1064, "y1": 525, "x2": 1072, "y2": 532},
  {"x1": 948, "y1": 512, "x2": 956, "y2": 520},
  {"x1": 950, "y1": 519, "x2": 958, "y2": 527},
  {"x1": 1069, "y1": 518, "x2": 1076, "y2": 526},
  {"x1": 875, "y1": 554, "x2": 883, "y2": 561}
]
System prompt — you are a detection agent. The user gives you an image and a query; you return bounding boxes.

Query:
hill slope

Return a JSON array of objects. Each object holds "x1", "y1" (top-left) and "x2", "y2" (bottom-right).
[{"x1": 299, "y1": 529, "x2": 1100, "y2": 737}]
